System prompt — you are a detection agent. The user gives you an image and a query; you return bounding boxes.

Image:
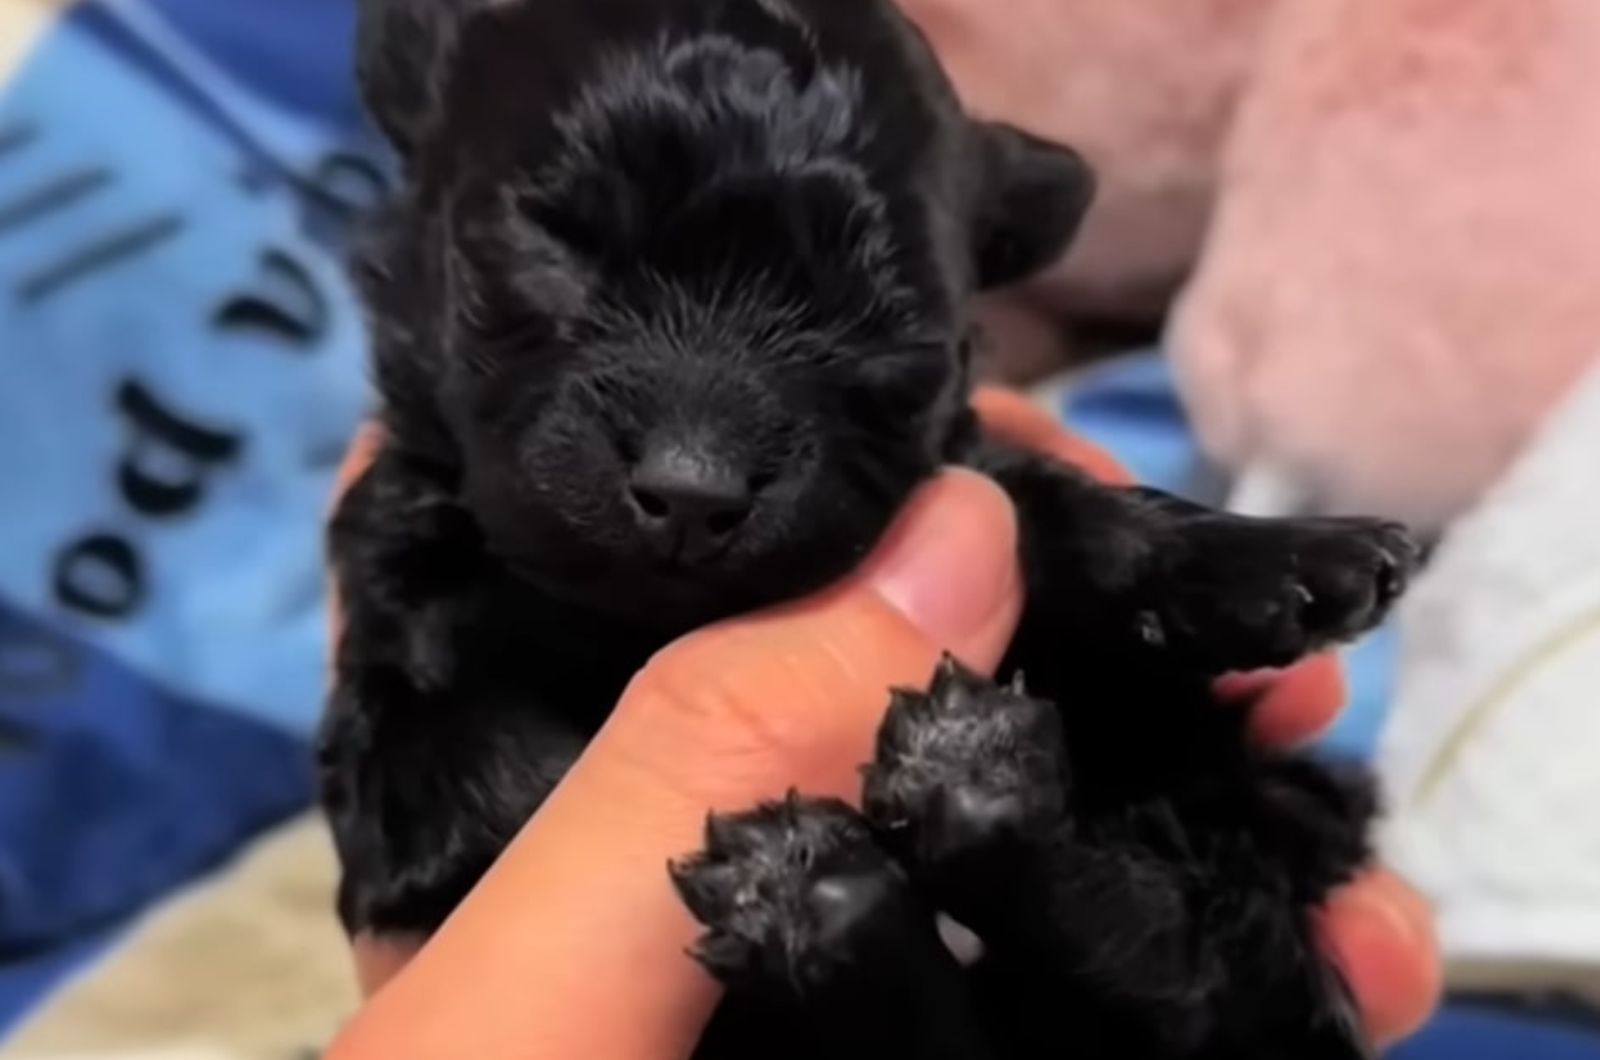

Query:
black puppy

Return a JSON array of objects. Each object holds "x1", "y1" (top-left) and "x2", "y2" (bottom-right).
[{"x1": 322, "y1": 1, "x2": 1417, "y2": 1057}]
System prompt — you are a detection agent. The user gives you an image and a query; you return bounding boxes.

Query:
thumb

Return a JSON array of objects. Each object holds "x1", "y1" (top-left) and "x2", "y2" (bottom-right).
[{"x1": 609, "y1": 467, "x2": 1023, "y2": 808}]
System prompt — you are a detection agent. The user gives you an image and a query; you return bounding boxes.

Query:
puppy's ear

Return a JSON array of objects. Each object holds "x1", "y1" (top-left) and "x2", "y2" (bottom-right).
[
  {"x1": 969, "y1": 121, "x2": 1095, "y2": 290},
  {"x1": 356, "y1": 0, "x2": 487, "y2": 158}
]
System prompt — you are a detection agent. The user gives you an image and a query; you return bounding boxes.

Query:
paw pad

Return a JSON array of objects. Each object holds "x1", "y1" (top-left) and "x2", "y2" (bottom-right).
[
  {"x1": 863, "y1": 656, "x2": 1065, "y2": 866},
  {"x1": 670, "y1": 794, "x2": 907, "y2": 993}
]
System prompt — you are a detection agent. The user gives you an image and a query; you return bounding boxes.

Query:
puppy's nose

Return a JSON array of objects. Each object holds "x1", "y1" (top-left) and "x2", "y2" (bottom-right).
[{"x1": 627, "y1": 442, "x2": 753, "y2": 561}]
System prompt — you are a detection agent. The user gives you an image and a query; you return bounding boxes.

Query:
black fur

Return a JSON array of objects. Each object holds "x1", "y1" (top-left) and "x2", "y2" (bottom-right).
[{"x1": 321, "y1": 1, "x2": 1418, "y2": 1057}]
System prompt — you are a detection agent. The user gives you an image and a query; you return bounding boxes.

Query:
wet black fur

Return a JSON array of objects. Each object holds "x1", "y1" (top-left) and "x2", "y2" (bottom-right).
[{"x1": 321, "y1": 1, "x2": 1418, "y2": 1056}]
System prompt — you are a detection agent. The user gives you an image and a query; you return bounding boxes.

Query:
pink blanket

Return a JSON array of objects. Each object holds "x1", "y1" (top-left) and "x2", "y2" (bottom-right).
[{"x1": 908, "y1": 0, "x2": 1600, "y2": 528}]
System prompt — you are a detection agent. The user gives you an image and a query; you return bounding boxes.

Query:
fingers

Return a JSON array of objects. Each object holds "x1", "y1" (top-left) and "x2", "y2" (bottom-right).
[
  {"x1": 868, "y1": 470, "x2": 1023, "y2": 656},
  {"x1": 972, "y1": 385, "x2": 1134, "y2": 485},
  {"x1": 1319, "y1": 869, "x2": 1443, "y2": 1046},
  {"x1": 1219, "y1": 654, "x2": 1438, "y2": 1044},
  {"x1": 329, "y1": 470, "x2": 1025, "y2": 1060},
  {"x1": 1224, "y1": 659, "x2": 1440, "y2": 1045},
  {"x1": 1223, "y1": 660, "x2": 1440, "y2": 1047},
  {"x1": 334, "y1": 422, "x2": 384, "y2": 499},
  {"x1": 351, "y1": 934, "x2": 425, "y2": 1000},
  {"x1": 968, "y1": 386, "x2": 1440, "y2": 1044},
  {"x1": 1215, "y1": 653, "x2": 1348, "y2": 748},
  {"x1": 969, "y1": 388, "x2": 1355, "y2": 752}
]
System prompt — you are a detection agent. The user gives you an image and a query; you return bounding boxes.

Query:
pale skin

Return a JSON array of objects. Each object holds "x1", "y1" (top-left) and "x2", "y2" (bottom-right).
[{"x1": 323, "y1": 387, "x2": 1442, "y2": 1060}]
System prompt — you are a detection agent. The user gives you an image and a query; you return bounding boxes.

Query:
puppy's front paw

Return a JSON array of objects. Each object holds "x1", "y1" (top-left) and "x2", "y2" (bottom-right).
[
  {"x1": 671, "y1": 794, "x2": 909, "y2": 997},
  {"x1": 1150, "y1": 516, "x2": 1419, "y2": 672},
  {"x1": 862, "y1": 656, "x2": 1065, "y2": 876}
]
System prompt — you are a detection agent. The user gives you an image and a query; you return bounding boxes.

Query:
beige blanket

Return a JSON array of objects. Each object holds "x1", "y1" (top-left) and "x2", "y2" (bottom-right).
[{"x1": 2, "y1": 818, "x2": 358, "y2": 1060}]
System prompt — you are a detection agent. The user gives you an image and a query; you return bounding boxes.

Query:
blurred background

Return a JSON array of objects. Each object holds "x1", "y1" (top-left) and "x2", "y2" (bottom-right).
[{"x1": 0, "y1": 0, "x2": 1597, "y2": 1056}]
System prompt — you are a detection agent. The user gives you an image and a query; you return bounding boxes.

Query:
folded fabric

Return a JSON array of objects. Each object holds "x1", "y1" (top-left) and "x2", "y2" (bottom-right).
[
  {"x1": 1392, "y1": 1004, "x2": 1600, "y2": 1060},
  {"x1": 0, "y1": 0, "x2": 374, "y2": 1030},
  {"x1": 0, "y1": 0, "x2": 375, "y2": 737},
  {"x1": 128, "y1": 0, "x2": 369, "y2": 135},
  {"x1": 898, "y1": 0, "x2": 1277, "y2": 321},
  {"x1": 1378, "y1": 356, "x2": 1600, "y2": 1001},
  {"x1": 1170, "y1": 0, "x2": 1600, "y2": 528},
  {"x1": 0, "y1": 604, "x2": 310, "y2": 1027},
  {"x1": 2, "y1": 815, "x2": 356, "y2": 1059}
]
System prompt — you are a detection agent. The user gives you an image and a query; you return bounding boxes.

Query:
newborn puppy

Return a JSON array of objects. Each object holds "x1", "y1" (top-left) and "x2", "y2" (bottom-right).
[{"x1": 323, "y1": 1, "x2": 1416, "y2": 1057}]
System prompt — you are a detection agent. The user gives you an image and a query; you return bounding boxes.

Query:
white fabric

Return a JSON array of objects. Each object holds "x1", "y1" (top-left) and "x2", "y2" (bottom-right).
[{"x1": 1378, "y1": 356, "x2": 1600, "y2": 995}]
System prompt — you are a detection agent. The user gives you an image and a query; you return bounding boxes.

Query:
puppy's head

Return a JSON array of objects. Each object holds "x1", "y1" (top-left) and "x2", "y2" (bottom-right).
[{"x1": 356, "y1": 0, "x2": 1093, "y2": 625}]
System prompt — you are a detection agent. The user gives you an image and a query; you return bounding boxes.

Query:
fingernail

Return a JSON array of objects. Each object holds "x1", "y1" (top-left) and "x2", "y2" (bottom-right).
[
  {"x1": 1319, "y1": 878, "x2": 1442, "y2": 1044},
  {"x1": 1328, "y1": 884, "x2": 1428, "y2": 950},
  {"x1": 866, "y1": 469, "x2": 1020, "y2": 654}
]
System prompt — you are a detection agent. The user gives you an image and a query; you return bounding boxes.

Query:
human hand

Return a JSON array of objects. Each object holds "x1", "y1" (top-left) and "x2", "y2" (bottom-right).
[{"x1": 328, "y1": 387, "x2": 1439, "y2": 1059}]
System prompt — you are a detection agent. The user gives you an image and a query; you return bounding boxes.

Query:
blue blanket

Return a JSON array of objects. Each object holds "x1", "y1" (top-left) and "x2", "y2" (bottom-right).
[{"x1": 0, "y1": 0, "x2": 373, "y2": 1024}]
